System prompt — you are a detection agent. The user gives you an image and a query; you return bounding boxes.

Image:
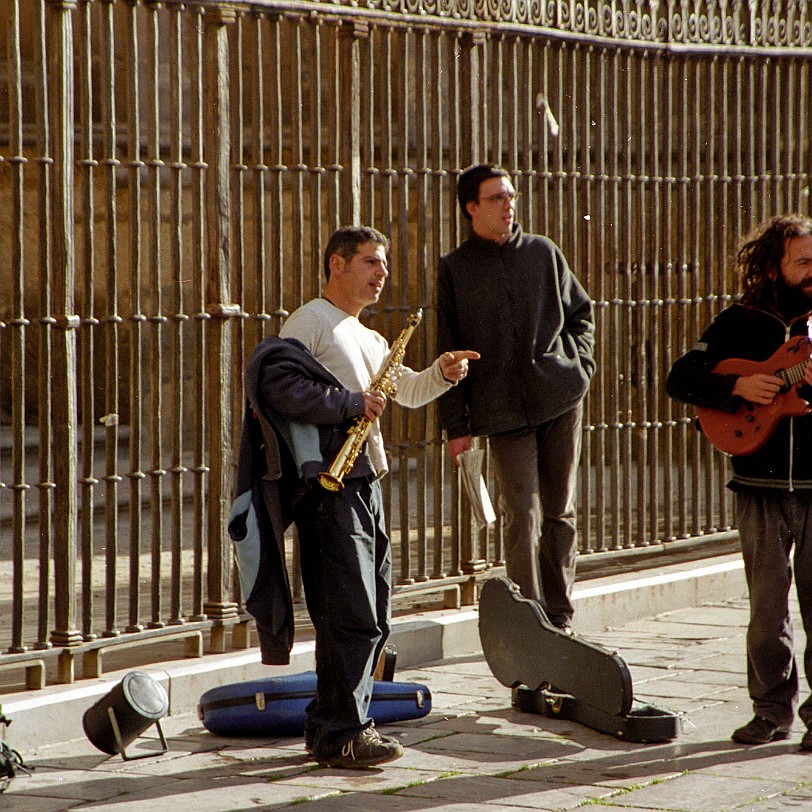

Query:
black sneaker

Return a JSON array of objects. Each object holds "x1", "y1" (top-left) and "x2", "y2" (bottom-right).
[
  {"x1": 314, "y1": 724, "x2": 404, "y2": 768},
  {"x1": 731, "y1": 715, "x2": 790, "y2": 745},
  {"x1": 306, "y1": 727, "x2": 397, "y2": 756},
  {"x1": 800, "y1": 727, "x2": 812, "y2": 752}
]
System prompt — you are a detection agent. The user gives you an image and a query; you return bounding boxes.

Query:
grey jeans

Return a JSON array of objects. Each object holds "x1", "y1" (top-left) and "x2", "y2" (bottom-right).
[
  {"x1": 488, "y1": 402, "x2": 583, "y2": 626},
  {"x1": 737, "y1": 489, "x2": 812, "y2": 727}
]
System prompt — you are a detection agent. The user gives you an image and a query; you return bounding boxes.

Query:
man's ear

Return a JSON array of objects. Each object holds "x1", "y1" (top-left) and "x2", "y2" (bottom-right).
[
  {"x1": 328, "y1": 253, "x2": 344, "y2": 278},
  {"x1": 465, "y1": 200, "x2": 478, "y2": 220},
  {"x1": 766, "y1": 265, "x2": 779, "y2": 281}
]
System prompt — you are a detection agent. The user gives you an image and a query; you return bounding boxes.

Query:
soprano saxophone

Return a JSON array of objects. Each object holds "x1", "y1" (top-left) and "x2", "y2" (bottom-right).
[{"x1": 317, "y1": 309, "x2": 423, "y2": 492}]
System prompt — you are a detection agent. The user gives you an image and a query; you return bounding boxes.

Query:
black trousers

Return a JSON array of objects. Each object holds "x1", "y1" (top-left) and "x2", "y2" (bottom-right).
[
  {"x1": 293, "y1": 476, "x2": 392, "y2": 752},
  {"x1": 488, "y1": 402, "x2": 583, "y2": 625}
]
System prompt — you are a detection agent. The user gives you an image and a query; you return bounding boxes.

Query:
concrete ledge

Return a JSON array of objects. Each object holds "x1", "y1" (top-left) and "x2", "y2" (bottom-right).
[{"x1": 2, "y1": 553, "x2": 746, "y2": 753}]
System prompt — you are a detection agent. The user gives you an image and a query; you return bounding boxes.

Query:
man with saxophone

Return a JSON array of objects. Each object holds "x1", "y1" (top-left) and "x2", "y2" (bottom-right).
[
  {"x1": 242, "y1": 225, "x2": 478, "y2": 769},
  {"x1": 437, "y1": 164, "x2": 595, "y2": 635}
]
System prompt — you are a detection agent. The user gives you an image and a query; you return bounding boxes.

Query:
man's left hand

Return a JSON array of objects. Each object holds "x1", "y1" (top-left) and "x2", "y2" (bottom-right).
[{"x1": 440, "y1": 350, "x2": 480, "y2": 384}]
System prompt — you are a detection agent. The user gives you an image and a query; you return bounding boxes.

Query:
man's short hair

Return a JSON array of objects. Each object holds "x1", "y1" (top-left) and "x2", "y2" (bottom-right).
[
  {"x1": 323, "y1": 226, "x2": 390, "y2": 280},
  {"x1": 457, "y1": 164, "x2": 510, "y2": 221}
]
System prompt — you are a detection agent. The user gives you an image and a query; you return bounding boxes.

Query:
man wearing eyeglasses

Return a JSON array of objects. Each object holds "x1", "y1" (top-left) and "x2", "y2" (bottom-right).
[{"x1": 436, "y1": 164, "x2": 595, "y2": 635}]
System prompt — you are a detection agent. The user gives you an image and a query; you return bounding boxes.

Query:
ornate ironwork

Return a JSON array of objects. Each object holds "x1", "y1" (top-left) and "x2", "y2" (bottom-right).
[{"x1": 314, "y1": 0, "x2": 812, "y2": 46}]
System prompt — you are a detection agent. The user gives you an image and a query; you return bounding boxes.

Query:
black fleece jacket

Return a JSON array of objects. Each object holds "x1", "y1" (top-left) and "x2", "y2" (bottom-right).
[
  {"x1": 666, "y1": 302, "x2": 812, "y2": 490},
  {"x1": 437, "y1": 223, "x2": 595, "y2": 439}
]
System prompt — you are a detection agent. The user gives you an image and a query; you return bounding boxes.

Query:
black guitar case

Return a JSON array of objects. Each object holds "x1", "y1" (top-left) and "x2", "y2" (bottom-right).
[{"x1": 479, "y1": 576, "x2": 680, "y2": 743}]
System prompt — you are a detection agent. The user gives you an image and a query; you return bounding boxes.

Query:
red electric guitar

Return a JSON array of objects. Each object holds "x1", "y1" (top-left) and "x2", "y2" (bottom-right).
[{"x1": 696, "y1": 335, "x2": 812, "y2": 456}]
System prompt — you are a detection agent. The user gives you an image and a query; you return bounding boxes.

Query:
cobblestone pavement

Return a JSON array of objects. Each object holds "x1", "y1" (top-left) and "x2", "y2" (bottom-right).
[{"x1": 3, "y1": 596, "x2": 811, "y2": 811}]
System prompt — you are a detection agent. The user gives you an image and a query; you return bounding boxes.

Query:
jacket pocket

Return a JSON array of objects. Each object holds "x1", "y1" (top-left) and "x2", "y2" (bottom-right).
[{"x1": 530, "y1": 335, "x2": 591, "y2": 405}]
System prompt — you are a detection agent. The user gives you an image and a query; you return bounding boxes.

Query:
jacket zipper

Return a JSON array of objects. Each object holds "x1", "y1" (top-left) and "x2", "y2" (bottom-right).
[
  {"x1": 783, "y1": 314, "x2": 812, "y2": 492},
  {"x1": 200, "y1": 689, "x2": 426, "y2": 715}
]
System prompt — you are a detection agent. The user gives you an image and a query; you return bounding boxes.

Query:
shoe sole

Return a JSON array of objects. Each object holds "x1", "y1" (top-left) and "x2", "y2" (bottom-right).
[
  {"x1": 732, "y1": 730, "x2": 790, "y2": 745},
  {"x1": 316, "y1": 748, "x2": 403, "y2": 769}
]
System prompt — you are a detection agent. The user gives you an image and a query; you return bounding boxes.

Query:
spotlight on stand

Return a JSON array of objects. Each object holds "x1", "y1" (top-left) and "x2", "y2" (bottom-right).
[{"x1": 82, "y1": 671, "x2": 169, "y2": 760}]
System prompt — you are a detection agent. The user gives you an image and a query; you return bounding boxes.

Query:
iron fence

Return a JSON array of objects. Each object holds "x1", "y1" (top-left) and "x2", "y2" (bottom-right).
[{"x1": 0, "y1": 0, "x2": 809, "y2": 689}]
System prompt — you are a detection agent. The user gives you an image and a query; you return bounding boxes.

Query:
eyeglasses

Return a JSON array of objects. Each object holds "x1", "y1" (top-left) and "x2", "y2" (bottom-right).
[{"x1": 479, "y1": 191, "x2": 520, "y2": 205}]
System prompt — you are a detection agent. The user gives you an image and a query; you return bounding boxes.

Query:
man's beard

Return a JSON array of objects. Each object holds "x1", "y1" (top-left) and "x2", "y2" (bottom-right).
[{"x1": 775, "y1": 275, "x2": 812, "y2": 319}]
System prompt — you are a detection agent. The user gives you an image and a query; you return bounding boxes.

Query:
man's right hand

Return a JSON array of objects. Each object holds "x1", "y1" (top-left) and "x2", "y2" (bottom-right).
[
  {"x1": 446, "y1": 435, "x2": 472, "y2": 465},
  {"x1": 363, "y1": 390, "x2": 387, "y2": 421}
]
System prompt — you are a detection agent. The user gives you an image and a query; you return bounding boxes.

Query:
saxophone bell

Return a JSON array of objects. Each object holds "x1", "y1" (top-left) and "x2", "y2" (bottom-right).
[{"x1": 317, "y1": 472, "x2": 344, "y2": 491}]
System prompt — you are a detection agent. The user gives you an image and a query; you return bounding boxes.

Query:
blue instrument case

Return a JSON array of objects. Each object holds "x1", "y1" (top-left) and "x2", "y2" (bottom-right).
[{"x1": 198, "y1": 671, "x2": 431, "y2": 737}]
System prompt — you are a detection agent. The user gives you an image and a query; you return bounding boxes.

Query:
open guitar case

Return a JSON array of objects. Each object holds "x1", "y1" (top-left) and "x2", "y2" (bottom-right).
[{"x1": 479, "y1": 576, "x2": 681, "y2": 743}]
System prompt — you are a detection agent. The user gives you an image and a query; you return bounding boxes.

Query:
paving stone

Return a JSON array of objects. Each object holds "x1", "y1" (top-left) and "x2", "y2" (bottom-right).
[
  {"x1": 617, "y1": 771, "x2": 798, "y2": 811},
  {"x1": 391, "y1": 772, "x2": 618, "y2": 810}
]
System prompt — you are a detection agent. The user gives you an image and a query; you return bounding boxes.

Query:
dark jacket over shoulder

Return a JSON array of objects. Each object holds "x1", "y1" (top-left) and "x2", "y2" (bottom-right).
[
  {"x1": 666, "y1": 302, "x2": 812, "y2": 490},
  {"x1": 229, "y1": 336, "x2": 368, "y2": 665},
  {"x1": 437, "y1": 223, "x2": 595, "y2": 439}
]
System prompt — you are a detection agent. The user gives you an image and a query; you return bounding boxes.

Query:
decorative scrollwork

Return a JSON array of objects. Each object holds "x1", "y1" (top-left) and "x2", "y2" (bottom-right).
[
  {"x1": 697, "y1": 11, "x2": 710, "y2": 39},
  {"x1": 602, "y1": 3, "x2": 614, "y2": 34},
  {"x1": 500, "y1": 0, "x2": 517, "y2": 20},
  {"x1": 319, "y1": 0, "x2": 812, "y2": 47},
  {"x1": 628, "y1": 7, "x2": 640, "y2": 37},
  {"x1": 615, "y1": 8, "x2": 627, "y2": 37},
  {"x1": 559, "y1": 0, "x2": 571, "y2": 27},
  {"x1": 483, "y1": 0, "x2": 501, "y2": 20},
  {"x1": 545, "y1": 0, "x2": 556, "y2": 24},
  {"x1": 574, "y1": 0, "x2": 587, "y2": 30},
  {"x1": 527, "y1": 0, "x2": 544, "y2": 23},
  {"x1": 456, "y1": 0, "x2": 473, "y2": 18}
]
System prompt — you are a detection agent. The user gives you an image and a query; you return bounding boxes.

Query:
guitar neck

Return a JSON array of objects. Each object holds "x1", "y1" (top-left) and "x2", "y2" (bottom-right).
[{"x1": 781, "y1": 359, "x2": 809, "y2": 386}]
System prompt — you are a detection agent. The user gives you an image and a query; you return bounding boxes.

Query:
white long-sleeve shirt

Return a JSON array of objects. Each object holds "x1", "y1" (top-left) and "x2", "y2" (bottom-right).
[{"x1": 279, "y1": 298, "x2": 451, "y2": 476}]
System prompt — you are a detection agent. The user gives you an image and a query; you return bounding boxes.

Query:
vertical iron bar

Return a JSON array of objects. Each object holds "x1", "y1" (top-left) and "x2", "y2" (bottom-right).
[
  {"x1": 580, "y1": 44, "x2": 594, "y2": 554},
  {"x1": 202, "y1": 6, "x2": 240, "y2": 649},
  {"x1": 188, "y1": 4, "x2": 208, "y2": 623},
  {"x1": 267, "y1": 14, "x2": 287, "y2": 326},
  {"x1": 431, "y1": 28, "x2": 447, "y2": 580},
  {"x1": 607, "y1": 45, "x2": 621, "y2": 550},
  {"x1": 250, "y1": 11, "x2": 269, "y2": 348},
  {"x1": 146, "y1": 0, "x2": 165, "y2": 629},
  {"x1": 291, "y1": 18, "x2": 307, "y2": 300},
  {"x1": 593, "y1": 44, "x2": 608, "y2": 553},
  {"x1": 77, "y1": 0, "x2": 97, "y2": 640},
  {"x1": 635, "y1": 52, "x2": 649, "y2": 549},
  {"x1": 396, "y1": 27, "x2": 412, "y2": 585},
  {"x1": 309, "y1": 18, "x2": 324, "y2": 300},
  {"x1": 7, "y1": 0, "x2": 29, "y2": 653},
  {"x1": 46, "y1": 0, "x2": 83, "y2": 665},
  {"x1": 100, "y1": 0, "x2": 122, "y2": 638},
  {"x1": 339, "y1": 19, "x2": 365, "y2": 226},
  {"x1": 414, "y1": 25, "x2": 429, "y2": 583},
  {"x1": 124, "y1": 0, "x2": 144, "y2": 634},
  {"x1": 167, "y1": 0, "x2": 187, "y2": 625},
  {"x1": 620, "y1": 51, "x2": 633, "y2": 549},
  {"x1": 34, "y1": 0, "x2": 54, "y2": 653}
]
